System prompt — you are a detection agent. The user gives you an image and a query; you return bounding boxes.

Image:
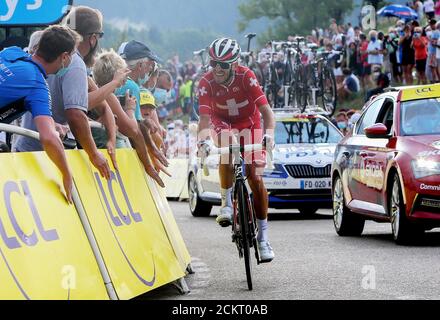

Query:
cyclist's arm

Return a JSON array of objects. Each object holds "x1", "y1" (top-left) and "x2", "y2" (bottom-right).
[
  {"x1": 198, "y1": 114, "x2": 211, "y2": 142},
  {"x1": 259, "y1": 104, "x2": 276, "y2": 137},
  {"x1": 197, "y1": 77, "x2": 213, "y2": 142}
]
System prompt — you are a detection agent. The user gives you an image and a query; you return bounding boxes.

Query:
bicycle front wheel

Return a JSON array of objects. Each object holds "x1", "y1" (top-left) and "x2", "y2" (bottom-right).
[{"x1": 235, "y1": 179, "x2": 253, "y2": 291}]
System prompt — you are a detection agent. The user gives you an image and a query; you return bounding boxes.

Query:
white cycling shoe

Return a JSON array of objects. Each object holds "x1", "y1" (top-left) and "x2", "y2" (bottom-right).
[
  {"x1": 258, "y1": 240, "x2": 274, "y2": 263},
  {"x1": 216, "y1": 206, "x2": 233, "y2": 227}
]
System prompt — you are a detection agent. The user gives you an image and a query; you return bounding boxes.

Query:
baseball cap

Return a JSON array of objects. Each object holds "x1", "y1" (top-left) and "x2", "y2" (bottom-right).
[
  {"x1": 119, "y1": 40, "x2": 161, "y2": 62},
  {"x1": 139, "y1": 90, "x2": 156, "y2": 109}
]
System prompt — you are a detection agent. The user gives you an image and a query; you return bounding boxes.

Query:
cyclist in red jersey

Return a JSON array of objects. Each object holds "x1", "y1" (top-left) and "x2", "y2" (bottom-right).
[{"x1": 197, "y1": 38, "x2": 275, "y2": 262}]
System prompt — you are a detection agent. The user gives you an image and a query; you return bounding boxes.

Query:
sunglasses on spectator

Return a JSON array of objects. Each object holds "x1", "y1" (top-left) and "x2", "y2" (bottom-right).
[
  {"x1": 210, "y1": 60, "x2": 232, "y2": 70},
  {"x1": 88, "y1": 32, "x2": 104, "y2": 38}
]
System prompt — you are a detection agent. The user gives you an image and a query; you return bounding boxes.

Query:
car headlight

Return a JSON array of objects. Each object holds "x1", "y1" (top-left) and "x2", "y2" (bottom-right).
[{"x1": 411, "y1": 159, "x2": 440, "y2": 179}]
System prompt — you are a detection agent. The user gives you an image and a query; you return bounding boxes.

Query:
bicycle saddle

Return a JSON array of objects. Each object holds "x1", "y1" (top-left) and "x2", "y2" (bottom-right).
[{"x1": 245, "y1": 33, "x2": 257, "y2": 39}]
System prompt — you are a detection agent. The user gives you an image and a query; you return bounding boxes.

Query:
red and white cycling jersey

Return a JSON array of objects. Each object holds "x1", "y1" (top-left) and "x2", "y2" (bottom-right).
[{"x1": 198, "y1": 65, "x2": 268, "y2": 131}]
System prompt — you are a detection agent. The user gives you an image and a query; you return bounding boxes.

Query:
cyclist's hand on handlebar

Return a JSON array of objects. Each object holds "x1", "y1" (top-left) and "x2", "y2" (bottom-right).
[
  {"x1": 197, "y1": 140, "x2": 211, "y2": 158},
  {"x1": 262, "y1": 134, "x2": 275, "y2": 151}
]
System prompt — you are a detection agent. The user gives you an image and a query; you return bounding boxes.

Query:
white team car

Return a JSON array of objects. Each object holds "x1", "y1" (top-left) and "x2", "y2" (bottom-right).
[{"x1": 188, "y1": 111, "x2": 344, "y2": 216}]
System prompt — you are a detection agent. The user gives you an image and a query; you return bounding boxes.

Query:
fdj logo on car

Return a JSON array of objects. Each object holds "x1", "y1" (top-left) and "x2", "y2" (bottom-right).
[
  {"x1": 1, "y1": 180, "x2": 58, "y2": 249},
  {"x1": 0, "y1": 0, "x2": 72, "y2": 25}
]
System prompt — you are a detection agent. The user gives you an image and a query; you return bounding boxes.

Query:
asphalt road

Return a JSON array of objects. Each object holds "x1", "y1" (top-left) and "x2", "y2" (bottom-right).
[{"x1": 142, "y1": 201, "x2": 440, "y2": 300}]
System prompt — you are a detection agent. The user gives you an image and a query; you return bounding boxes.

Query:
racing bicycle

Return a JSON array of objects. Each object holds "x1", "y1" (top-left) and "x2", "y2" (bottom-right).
[
  {"x1": 304, "y1": 49, "x2": 339, "y2": 116},
  {"x1": 201, "y1": 143, "x2": 273, "y2": 291}
]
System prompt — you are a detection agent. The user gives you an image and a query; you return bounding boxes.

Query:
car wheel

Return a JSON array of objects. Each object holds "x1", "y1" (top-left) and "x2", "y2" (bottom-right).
[
  {"x1": 333, "y1": 176, "x2": 365, "y2": 236},
  {"x1": 188, "y1": 173, "x2": 212, "y2": 217},
  {"x1": 299, "y1": 208, "x2": 318, "y2": 215},
  {"x1": 390, "y1": 174, "x2": 424, "y2": 245}
]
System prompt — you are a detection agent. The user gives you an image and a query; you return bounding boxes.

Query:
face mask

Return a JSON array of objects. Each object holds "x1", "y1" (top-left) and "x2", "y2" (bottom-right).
[
  {"x1": 138, "y1": 73, "x2": 150, "y2": 87},
  {"x1": 414, "y1": 32, "x2": 421, "y2": 38},
  {"x1": 370, "y1": 37, "x2": 376, "y2": 42},
  {"x1": 337, "y1": 122, "x2": 347, "y2": 130},
  {"x1": 56, "y1": 64, "x2": 69, "y2": 77},
  {"x1": 154, "y1": 88, "x2": 168, "y2": 105}
]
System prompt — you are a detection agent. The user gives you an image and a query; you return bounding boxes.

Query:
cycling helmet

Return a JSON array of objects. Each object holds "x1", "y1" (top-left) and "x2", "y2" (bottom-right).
[{"x1": 209, "y1": 38, "x2": 241, "y2": 63}]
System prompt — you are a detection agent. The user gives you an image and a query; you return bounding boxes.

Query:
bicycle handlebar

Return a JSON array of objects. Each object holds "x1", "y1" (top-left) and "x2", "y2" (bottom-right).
[
  {"x1": 201, "y1": 143, "x2": 274, "y2": 176},
  {"x1": 193, "y1": 49, "x2": 205, "y2": 56}
]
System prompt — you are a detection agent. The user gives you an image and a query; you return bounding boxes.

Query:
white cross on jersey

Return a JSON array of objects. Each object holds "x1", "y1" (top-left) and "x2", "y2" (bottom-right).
[
  {"x1": 250, "y1": 78, "x2": 258, "y2": 87},
  {"x1": 199, "y1": 87, "x2": 207, "y2": 97},
  {"x1": 216, "y1": 99, "x2": 249, "y2": 116}
]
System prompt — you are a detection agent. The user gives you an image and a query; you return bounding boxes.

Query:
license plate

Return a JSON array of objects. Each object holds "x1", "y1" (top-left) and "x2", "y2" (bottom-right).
[{"x1": 301, "y1": 180, "x2": 332, "y2": 190}]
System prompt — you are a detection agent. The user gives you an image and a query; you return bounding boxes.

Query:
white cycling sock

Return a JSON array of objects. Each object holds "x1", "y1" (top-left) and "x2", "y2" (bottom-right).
[
  {"x1": 221, "y1": 188, "x2": 233, "y2": 208},
  {"x1": 257, "y1": 219, "x2": 269, "y2": 242}
]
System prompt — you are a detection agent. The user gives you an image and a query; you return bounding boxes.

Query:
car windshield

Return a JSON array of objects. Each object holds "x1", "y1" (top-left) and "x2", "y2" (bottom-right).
[
  {"x1": 275, "y1": 117, "x2": 343, "y2": 144},
  {"x1": 401, "y1": 99, "x2": 440, "y2": 136}
]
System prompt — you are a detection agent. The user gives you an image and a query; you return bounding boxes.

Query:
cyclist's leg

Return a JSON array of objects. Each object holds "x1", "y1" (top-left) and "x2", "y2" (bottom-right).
[
  {"x1": 241, "y1": 126, "x2": 274, "y2": 262},
  {"x1": 212, "y1": 123, "x2": 237, "y2": 226}
]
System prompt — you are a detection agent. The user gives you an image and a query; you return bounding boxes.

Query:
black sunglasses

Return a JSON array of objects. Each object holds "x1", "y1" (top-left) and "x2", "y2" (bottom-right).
[
  {"x1": 210, "y1": 60, "x2": 232, "y2": 70},
  {"x1": 88, "y1": 32, "x2": 104, "y2": 39}
]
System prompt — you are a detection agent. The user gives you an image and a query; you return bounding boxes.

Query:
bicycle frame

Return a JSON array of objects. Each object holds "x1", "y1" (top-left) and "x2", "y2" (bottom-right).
[{"x1": 200, "y1": 143, "x2": 273, "y2": 290}]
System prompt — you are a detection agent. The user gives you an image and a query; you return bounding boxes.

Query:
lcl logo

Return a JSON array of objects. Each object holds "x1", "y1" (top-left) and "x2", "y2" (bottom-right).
[
  {"x1": 416, "y1": 87, "x2": 433, "y2": 94},
  {"x1": 93, "y1": 170, "x2": 156, "y2": 287},
  {"x1": 1, "y1": 180, "x2": 59, "y2": 249},
  {"x1": 94, "y1": 171, "x2": 142, "y2": 226},
  {"x1": 0, "y1": 180, "x2": 60, "y2": 300}
]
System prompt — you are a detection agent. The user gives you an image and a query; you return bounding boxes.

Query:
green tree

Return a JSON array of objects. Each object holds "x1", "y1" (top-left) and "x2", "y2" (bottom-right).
[{"x1": 238, "y1": 0, "x2": 354, "y2": 42}]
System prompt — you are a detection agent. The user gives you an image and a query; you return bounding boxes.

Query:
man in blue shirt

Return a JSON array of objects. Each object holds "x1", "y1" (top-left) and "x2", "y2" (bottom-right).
[{"x1": 0, "y1": 25, "x2": 80, "y2": 203}]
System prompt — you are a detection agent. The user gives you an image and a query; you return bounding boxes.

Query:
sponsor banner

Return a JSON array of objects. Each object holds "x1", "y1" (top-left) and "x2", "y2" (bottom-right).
[
  {"x1": 145, "y1": 174, "x2": 192, "y2": 272},
  {"x1": 67, "y1": 150, "x2": 185, "y2": 300},
  {"x1": 0, "y1": 0, "x2": 72, "y2": 26},
  {"x1": 0, "y1": 152, "x2": 108, "y2": 300},
  {"x1": 160, "y1": 159, "x2": 189, "y2": 199}
]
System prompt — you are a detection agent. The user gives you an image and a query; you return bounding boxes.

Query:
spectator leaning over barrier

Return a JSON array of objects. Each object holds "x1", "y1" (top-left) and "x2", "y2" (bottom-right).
[
  {"x1": 15, "y1": 6, "x2": 112, "y2": 181},
  {"x1": 0, "y1": 25, "x2": 80, "y2": 202},
  {"x1": 138, "y1": 89, "x2": 170, "y2": 176},
  {"x1": 117, "y1": 40, "x2": 158, "y2": 122},
  {"x1": 92, "y1": 49, "x2": 167, "y2": 186}
]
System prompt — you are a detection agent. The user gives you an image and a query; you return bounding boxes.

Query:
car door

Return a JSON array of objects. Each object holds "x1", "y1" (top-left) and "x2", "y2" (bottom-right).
[
  {"x1": 355, "y1": 98, "x2": 394, "y2": 215},
  {"x1": 344, "y1": 97, "x2": 385, "y2": 207}
]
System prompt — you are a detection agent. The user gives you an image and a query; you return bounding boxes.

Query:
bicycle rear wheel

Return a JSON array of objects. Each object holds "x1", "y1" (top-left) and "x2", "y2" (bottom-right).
[
  {"x1": 319, "y1": 66, "x2": 337, "y2": 117},
  {"x1": 293, "y1": 64, "x2": 307, "y2": 112},
  {"x1": 235, "y1": 179, "x2": 253, "y2": 291}
]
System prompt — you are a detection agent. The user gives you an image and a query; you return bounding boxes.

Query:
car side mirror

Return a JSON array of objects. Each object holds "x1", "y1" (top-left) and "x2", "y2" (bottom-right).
[{"x1": 364, "y1": 123, "x2": 391, "y2": 139}]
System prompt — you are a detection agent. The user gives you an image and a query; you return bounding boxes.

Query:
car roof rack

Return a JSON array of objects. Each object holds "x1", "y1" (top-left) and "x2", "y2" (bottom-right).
[{"x1": 272, "y1": 106, "x2": 330, "y2": 116}]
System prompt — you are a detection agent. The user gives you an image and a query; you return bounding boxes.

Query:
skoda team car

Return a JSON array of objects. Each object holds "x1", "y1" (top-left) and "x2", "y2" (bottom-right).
[
  {"x1": 332, "y1": 84, "x2": 440, "y2": 245},
  {"x1": 188, "y1": 112, "x2": 344, "y2": 217}
]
